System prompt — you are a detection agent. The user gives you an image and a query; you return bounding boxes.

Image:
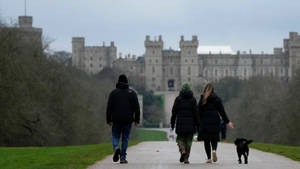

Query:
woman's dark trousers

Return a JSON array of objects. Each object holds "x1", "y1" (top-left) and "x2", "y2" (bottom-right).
[{"x1": 204, "y1": 140, "x2": 218, "y2": 159}]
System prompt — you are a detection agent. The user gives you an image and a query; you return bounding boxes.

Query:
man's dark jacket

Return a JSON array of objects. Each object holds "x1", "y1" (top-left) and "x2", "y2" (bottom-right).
[
  {"x1": 170, "y1": 89, "x2": 199, "y2": 134},
  {"x1": 106, "y1": 82, "x2": 140, "y2": 124}
]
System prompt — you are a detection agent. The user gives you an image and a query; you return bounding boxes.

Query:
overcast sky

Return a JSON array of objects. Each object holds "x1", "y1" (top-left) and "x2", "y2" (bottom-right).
[{"x1": 1, "y1": 0, "x2": 299, "y2": 56}]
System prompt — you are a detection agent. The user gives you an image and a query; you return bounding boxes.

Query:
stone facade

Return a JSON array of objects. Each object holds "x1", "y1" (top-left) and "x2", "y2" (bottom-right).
[
  {"x1": 72, "y1": 38, "x2": 116, "y2": 74},
  {"x1": 72, "y1": 32, "x2": 300, "y2": 92}
]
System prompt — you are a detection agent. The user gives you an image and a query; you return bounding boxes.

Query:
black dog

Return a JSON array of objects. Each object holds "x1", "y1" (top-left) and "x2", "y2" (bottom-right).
[{"x1": 234, "y1": 138, "x2": 253, "y2": 164}]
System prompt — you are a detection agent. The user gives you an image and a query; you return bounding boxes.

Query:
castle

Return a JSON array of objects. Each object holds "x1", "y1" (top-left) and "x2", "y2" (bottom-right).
[
  {"x1": 5, "y1": 16, "x2": 43, "y2": 50},
  {"x1": 72, "y1": 32, "x2": 300, "y2": 92}
]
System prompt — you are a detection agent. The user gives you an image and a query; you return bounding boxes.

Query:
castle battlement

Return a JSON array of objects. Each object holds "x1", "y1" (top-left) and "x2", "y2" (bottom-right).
[
  {"x1": 180, "y1": 35, "x2": 199, "y2": 48},
  {"x1": 144, "y1": 35, "x2": 163, "y2": 48}
]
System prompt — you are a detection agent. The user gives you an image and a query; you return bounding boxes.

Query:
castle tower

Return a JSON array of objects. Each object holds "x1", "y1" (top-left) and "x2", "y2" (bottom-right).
[
  {"x1": 19, "y1": 16, "x2": 33, "y2": 28},
  {"x1": 72, "y1": 37, "x2": 85, "y2": 69},
  {"x1": 144, "y1": 35, "x2": 163, "y2": 91},
  {"x1": 107, "y1": 41, "x2": 117, "y2": 67},
  {"x1": 179, "y1": 36, "x2": 199, "y2": 86},
  {"x1": 286, "y1": 32, "x2": 300, "y2": 79}
]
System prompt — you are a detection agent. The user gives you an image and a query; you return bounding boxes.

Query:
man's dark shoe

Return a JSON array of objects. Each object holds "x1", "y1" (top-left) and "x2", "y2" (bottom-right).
[
  {"x1": 113, "y1": 148, "x2": 120, "y2": 162},
  {"x1": 120, "y1": 159, "x2": 128, "y2": 164},
  {"x1": 179, "y1": 153, "x2": 186, "y2": 163}
]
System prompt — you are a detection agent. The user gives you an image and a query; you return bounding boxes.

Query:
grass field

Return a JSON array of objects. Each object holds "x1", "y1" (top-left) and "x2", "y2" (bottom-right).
[
  {"x1": 0, "y1": 129, "x2": 167, "y2": 169},
  {"x1": 0, "y1": 141, "x2": 140, "y2": 169},
  {"x1": 250, "y1": 142, "x2": 300, "y2": 161},
  {"x1": 134, "y1": 128, "x2": 168, "y2": 141}
]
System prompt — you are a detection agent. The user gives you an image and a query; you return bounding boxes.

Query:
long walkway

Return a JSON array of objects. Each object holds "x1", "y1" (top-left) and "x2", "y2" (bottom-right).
[{"x1": 87, "y1": 141, "x2": 300, "y2": 169}]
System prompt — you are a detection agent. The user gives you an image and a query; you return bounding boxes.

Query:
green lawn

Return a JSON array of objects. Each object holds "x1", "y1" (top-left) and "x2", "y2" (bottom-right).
[
  {"x1": 0, "y1": 141, "x2": 140, "y2": 169},
  {"x1": 134, "y1": 128, "x2": 168, "y2": 141},
  {"x1": 0, "y1": 129, "x2": 167, "y2": 169},
  {"x1": 250, "y1": 142, "x2": 300, "y2": 161}
]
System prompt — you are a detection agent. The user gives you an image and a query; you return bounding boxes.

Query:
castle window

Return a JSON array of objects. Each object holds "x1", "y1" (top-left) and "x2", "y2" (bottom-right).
[
  {"x1": 156, "y1": 59, "x2": 158, "y2": 63},
  {"x1": 99, "y1": 64, "x2": 102, "y2": 68},
  {"x1": 131, "y1": 66, "x2": 133, "y2": 70},
  {"x1": 261, "y1": 59, "x2": 263, "y2": 65},
  {"x1": 215, "y1": 60, "x2": 218, "y2": 65},
  {"x1": 90, "y1": 64, "x2": 93, "y2": 67},
  {"x1": 185, "y1": 59, "x2": 187, "y2": 63},
  {"x1": 99, "y1": 58, "x2": 102, "y2": 61},
  {"x1": 188, "y1": 67, "x2": 191, "y2": 75},
  {"x1": 91, "y1": 57, "x2": 93, "y2": 61},
  {"x1": 152, "y1": 67, "x2": 155, "y2": 73},
  {"x1": 215, "y1": 69, "x2": 218, "y2": 76},
  {"x1": 152, "y1": 50, "x2": 155, "y2": 54},
  {"x1": 192, "y1": 59, "x2": 194, "y2": 63},
  {"x1": 152, "y1": 77, "x2": 155, "y2": 82},
  {"x1": 244, "y1": 69, "x2": 247, "y2": 77},
  {"x1": 225, "y1": 70, "x2": 228, "y2": 76},
  {"x1": 188, "y1": 78, "x2": 191, "y2": 82},
  {"x1": 170, "y1": 67, "x2": 173, "y2": 75},
  {"x1": 281, "y1": 68, "x2": 284, "y2": 74}
]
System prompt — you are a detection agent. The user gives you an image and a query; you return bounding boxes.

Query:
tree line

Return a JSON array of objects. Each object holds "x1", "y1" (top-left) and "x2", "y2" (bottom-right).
[
  {"x1": 213, "y1": 75, "x2": 300, "y2": 146},
  {"x1": 0, "y1": 22, "x2": 116, "y2": 146}
]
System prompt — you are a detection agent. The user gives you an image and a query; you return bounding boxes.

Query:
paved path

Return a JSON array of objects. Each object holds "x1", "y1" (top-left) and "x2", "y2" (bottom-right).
[{"x1": 87, "y1": 142, "x2": 300, "y2": 169}]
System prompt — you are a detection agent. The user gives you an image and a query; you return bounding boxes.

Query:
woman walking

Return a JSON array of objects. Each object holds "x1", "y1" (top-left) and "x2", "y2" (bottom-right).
[
  {"x1": 198, "y1": 83, "x2": 234, "y2": 163},
  {"x1": 171, "y1": 83, "x2": 199, "y2": 164}
]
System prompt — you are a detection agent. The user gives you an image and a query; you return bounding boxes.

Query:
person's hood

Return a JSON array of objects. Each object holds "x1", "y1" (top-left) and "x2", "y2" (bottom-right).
[
  {"x1": 116, "y1": 82, "x2": 129, "y2": 89},
  {"x1": 179, "y1": 89, "x2": 193, "y2": 99}
]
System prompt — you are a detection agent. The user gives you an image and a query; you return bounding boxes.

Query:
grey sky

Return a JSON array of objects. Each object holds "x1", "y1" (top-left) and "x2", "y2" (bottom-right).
[{"x1": 1, "y1": 0, "x2": 299, "y2": 56}]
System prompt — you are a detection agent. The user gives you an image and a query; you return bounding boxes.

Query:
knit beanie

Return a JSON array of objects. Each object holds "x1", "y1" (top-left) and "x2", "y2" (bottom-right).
[
  {"x1": 118, "y1": 74, "x2": 128, "y2": 84},
  {"x1": 181, "y1": 83, "x2": 191, "y2": 91}
]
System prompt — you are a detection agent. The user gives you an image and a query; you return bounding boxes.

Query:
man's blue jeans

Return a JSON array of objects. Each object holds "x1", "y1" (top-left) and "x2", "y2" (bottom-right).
[{"x1": 112, "y1": 124, "x2": 132, "y2": 160}]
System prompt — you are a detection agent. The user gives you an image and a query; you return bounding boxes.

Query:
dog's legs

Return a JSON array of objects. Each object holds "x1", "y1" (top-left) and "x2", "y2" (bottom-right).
[
  {"x1": 244, "y1": 153, "x2": 248, "y2": 164},
  {"x1": 238, "y1": 153, "x2": 242, "y2": 164}
]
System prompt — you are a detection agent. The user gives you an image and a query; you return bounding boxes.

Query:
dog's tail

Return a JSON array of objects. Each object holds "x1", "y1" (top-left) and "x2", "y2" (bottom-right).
[{"x1": 246, "y1": 140, "x2": 253, "y2": 144}]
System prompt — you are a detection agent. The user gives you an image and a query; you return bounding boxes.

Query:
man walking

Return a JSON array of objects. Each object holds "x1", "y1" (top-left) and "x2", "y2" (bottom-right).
[{"x1": 106, "y1": 74, "x2": 140, "y2": 164}]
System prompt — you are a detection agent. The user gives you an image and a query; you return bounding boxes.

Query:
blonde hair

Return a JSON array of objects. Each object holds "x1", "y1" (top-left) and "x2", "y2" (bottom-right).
[{"x1": 202, "y1": 83, "x2": 214, "y2": 105}]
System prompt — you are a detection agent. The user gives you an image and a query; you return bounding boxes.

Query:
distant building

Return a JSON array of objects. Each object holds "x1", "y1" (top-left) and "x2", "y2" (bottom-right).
[
  {"x1": 72, "y1": 32, "x2": 300, "y2": 92},
  {"x1": 17, "y1": 16, "x2": 43, "y2": 49},
  {"x1": 72, "y1": 38, "x2": 116, "y2": 74}
]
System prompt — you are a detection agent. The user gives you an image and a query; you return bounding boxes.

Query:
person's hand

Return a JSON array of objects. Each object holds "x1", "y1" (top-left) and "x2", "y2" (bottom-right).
[
  {"x1": 135, "y1": 122, "x2": 139, "y2": 127},
  {"x1": 108, "y1": 122, "x2": 112, "y2": 126},
  {"x1": 227, "y1": 122, "x2": 234, "y2": 128}
]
